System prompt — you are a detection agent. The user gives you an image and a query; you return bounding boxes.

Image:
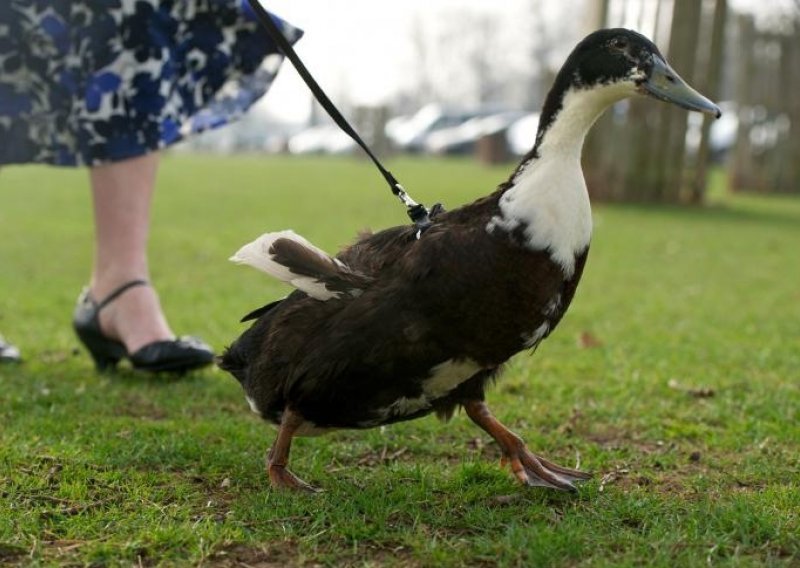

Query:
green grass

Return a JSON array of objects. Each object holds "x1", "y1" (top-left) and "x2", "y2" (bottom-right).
[{"x1": 0, "y1": 155, "x2": 798, "y2": 567}]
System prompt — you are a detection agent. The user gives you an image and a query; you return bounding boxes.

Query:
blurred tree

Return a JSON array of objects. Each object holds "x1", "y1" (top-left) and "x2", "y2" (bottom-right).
[
  {"x1": 660, "y1": 1, "x2": 703, "y2": 200},
  {"x1": 409, "y1": 16, "x2": 436, "y2": 106},
  {"x1": 780, "y1": 27, "x2": 800, "y2": 193},
  {"x1": 398, "y1": 9, "x2": 521, "y2": 110},
  {"x1": 582, "y1": 0, "x2": 616, "y2": 201},
  {"x1": 729, "y1": 8, "x2": 800, "y2": 194},
  {"x1": 728, "y1": 15, "x2": 758, "y2": 191},
  {"x1": 689, "y1": 0, "x2": 728, "y2": 202},
  {"x1": 522, "y1": 0, "x2": 581, "y2": 112}
]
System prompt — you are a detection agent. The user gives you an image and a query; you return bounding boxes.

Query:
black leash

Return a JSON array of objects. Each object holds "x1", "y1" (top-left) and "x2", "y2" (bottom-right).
[{"x1": 246, "y1": 1, "x2": 432, "y2": 235}]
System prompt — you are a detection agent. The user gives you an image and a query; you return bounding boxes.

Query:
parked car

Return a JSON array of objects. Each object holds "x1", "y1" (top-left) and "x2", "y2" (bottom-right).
[
  {"x1": 287, "y1": 124, "x2": 356, "y2": 155},
  {"x1": 386, "y1": 104, "x2": 485, "y2": 153},
  {"x1": 423, "y1": 111, "x2": 526, "y2": 155},
  {"x1": 506, "y1": 112, "x2": 541, "y2": 156}
]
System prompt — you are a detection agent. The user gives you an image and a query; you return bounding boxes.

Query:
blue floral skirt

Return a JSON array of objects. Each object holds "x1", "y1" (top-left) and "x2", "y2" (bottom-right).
[{"x1": 0, "y1": 1, "x2": 301, "y2": 166}]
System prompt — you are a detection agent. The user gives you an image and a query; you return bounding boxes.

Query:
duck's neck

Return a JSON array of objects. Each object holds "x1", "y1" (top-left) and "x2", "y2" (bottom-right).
[
  {"x1": 490, "y1": 82, "x2": 631, "y2": 278},
  {"x1": 520, "y1": 81, "x2": 633, "y2": 175}
]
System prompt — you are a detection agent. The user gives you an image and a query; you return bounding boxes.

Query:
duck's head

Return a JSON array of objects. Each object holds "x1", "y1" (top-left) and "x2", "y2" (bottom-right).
[
  {"x1": 566, "y1": 28, "x2": 720, "y2": 117},
  {"x1": 530, "y1": 28, "x2": 720, "y2": 160}
]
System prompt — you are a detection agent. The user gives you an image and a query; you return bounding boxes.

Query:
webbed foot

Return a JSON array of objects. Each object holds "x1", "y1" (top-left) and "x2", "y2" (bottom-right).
[
  {"x1": 268, "y1": 463, "x2": 321, "y2": 493},
  {"x1": 465, "y1": 400, "x2": 591, "y2": 492}
]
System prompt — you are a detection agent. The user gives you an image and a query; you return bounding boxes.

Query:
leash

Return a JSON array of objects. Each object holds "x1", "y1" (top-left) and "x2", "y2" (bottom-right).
[{"x1": 246, "y1": 1, "x2": 433, "y2": 235}]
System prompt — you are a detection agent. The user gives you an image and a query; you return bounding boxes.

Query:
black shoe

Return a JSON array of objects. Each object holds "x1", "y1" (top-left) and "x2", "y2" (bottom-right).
[
  {"x1": 72, "y1": 279, "x2": 214, "y2": 373},
  {"x1": 0, "y1": 335, "x2": 21, "y2": 363}
]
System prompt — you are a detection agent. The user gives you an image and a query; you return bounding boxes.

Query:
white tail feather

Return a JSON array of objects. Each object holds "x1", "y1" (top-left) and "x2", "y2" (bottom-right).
[{"x1": 230, "y1": 230, "x2": 342, "y2": 300}]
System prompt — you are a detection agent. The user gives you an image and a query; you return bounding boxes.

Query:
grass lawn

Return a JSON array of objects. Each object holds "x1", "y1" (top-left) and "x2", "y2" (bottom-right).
[{"x1": 0, "y1": 155, "x2": 798, "y2": 566}]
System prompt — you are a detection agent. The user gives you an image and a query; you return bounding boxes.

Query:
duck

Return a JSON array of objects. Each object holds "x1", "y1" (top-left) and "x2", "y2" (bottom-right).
[{"x1": 220, "y1": 28, "x2": 721, "y2": 493}]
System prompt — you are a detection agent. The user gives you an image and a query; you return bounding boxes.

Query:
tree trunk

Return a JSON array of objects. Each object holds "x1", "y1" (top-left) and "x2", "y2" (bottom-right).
[
  {"x1": 689, "y1": 0, "x2": 728, "y2": 203},
  {"x1": 728, "y1": 16, "x2": 757, "y2": 191},
  {"x1": 652, "y1": 0, "x2": 703, "y2": 202},
  {"x1": 776, "y1": 30, "x2": 800, "y2": 192},
  {"x1": 583, "y1": 0, "x2": 621, "y2": 201}
]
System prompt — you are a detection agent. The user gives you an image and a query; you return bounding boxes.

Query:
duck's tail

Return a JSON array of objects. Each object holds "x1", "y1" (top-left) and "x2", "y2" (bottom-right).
[{"x1": 230, "y1": 230, "x2": 370, "y2": 301}]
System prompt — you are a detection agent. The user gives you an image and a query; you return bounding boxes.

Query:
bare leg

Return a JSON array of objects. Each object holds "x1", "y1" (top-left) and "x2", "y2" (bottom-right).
[
  {"x1": 0, "y1": 169, "x2": 18, "y2": 363},
  {"x1": 89, "y1": 153, "x2": 173, "y2": 353},
  {"x1": 464, "y1": 400, "x2": 591, "y2": 491},
  {"x1": 267, "y1": 408, "x2": 319, "y2": 492}
]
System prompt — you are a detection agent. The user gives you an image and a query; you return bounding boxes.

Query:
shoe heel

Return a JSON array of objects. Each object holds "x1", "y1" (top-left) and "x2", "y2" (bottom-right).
[
  {"x1": 73, "y1": 286, "x2": 129, "y2": 372},
  {"x1": 93, "y1": 355, "x2": 121, "y2": 372},
  {"x1": 74, "y1": 325, "x2": 126, "y2": 371}
]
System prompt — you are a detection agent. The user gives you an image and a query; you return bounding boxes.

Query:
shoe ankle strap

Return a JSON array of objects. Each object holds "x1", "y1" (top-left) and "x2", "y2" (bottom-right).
[{"x1": 95, "y1": 279, "x2": 149, "y2": 311}]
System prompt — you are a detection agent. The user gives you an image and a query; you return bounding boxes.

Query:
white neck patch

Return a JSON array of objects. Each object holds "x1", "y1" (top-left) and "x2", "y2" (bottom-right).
[{"x1": 489, "y1": 82, "x2": 635, "y2": 277}]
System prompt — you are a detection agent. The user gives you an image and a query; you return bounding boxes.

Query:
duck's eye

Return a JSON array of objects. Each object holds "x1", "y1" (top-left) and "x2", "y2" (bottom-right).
[{"x1": 613, "y1": 38, "x2": 628, "y2": 50}]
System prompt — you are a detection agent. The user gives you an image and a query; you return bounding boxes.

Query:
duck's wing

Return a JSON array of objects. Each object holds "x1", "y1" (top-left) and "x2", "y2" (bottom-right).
[
  {"x1": 336, "y1": 224, "x2": 421, "y2": 276},
  {"x1": 231, "y1": 230, "x2": 373, "y2": 301}
]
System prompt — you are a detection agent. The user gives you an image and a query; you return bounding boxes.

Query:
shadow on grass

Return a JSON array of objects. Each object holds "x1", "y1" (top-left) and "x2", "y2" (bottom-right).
[
  {"x1": 600, "y1": 195, "x2": 800, "y2": 228},
  {"x1": 226, "y1": 459, "x2": 594, "y2": 537},
  {"x1": 96, "y1": 366, "x2": 209, "y2": 386}
]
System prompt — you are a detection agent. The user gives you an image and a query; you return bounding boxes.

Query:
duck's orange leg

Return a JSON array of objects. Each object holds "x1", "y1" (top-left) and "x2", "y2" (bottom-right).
[
  {"x1": 266, "y1": 408, "x2": 320, "y2": 493},
  {"x1": 464, "y1": 400, "x2": 591, "y2": 492}
]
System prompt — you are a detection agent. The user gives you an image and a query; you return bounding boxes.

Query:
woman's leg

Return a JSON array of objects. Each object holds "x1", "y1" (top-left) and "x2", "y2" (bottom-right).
[
  {"x1": 89, "y1": 152, "x2": 173, "y2": 353},
  {"x1": 0, "y1": 166, "x2": 20, "y2": 363}
]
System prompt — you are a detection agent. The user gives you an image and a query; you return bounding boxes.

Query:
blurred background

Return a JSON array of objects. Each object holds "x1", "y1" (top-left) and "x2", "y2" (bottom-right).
[{"x1": 181, "y1": 0, "x2": 800, "y2": 203}]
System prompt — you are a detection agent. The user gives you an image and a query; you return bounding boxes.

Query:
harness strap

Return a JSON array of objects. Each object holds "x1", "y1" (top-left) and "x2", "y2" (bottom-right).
[{"x1": 245, "y1": 1, "x2": 432, "y2": 234}]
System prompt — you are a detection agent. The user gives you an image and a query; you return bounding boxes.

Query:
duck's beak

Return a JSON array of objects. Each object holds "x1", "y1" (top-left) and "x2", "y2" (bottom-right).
[{"x1": 639, "y1": 54, "x2": 721, "y2": 118}]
